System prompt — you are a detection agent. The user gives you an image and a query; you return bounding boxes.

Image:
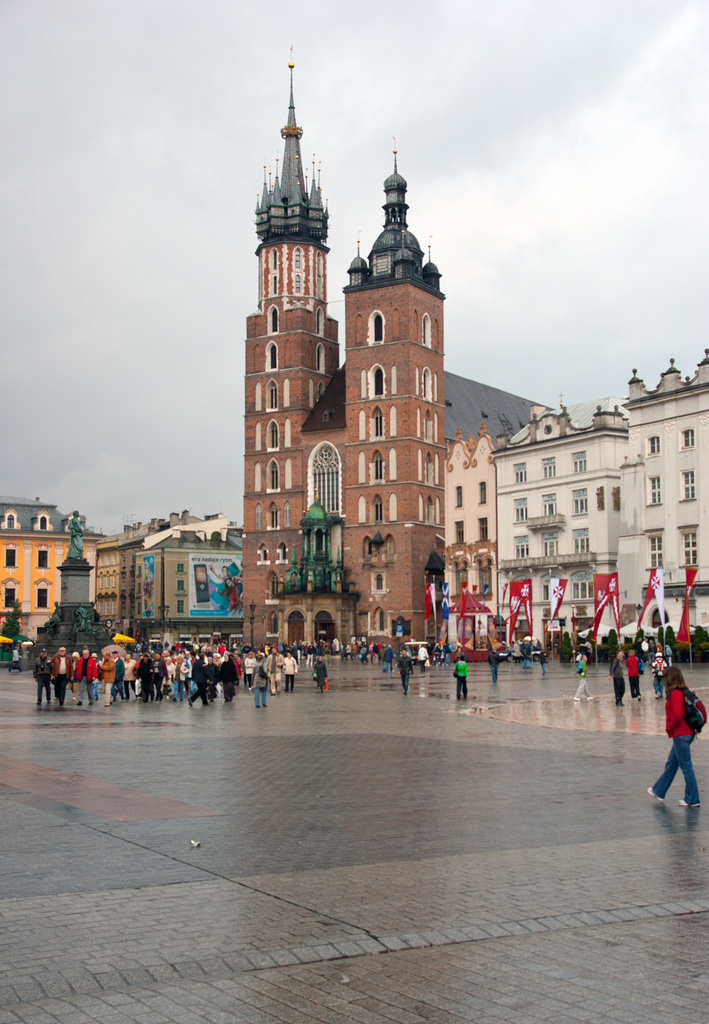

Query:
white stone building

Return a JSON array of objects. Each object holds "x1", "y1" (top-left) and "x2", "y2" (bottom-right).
[
  {"x1": 617, "y1": 352, "x2": 709, "y2": 631},
  {"x1": 496, "y1": 400, "x2": 629, "y2": 640}
]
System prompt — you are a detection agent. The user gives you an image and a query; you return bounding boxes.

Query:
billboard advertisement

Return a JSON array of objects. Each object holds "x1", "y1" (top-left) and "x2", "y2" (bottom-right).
[
  {"x1": 188, "y1": 554, "x2": 242, "y2": 618},
  {"x1": 142, "y1": 554, "x2": 155, "y2": 618}
]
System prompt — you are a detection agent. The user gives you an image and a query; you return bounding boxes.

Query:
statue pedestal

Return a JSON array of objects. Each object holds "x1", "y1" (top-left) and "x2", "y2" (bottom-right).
[
  {"x1": 60, "y1": 558, "x2": 92, "y2": 605},
  {"x1": 39, "y1": 558, "x2": 111, "y2": 653}
]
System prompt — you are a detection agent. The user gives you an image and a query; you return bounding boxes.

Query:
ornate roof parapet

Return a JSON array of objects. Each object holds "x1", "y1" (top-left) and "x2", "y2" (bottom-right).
[{"x1": 626, "y1": 351, "x2": 709, "y2": 404}]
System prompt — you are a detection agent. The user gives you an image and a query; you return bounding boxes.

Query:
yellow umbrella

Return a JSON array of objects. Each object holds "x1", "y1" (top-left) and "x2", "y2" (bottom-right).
[
  {"x1": 0, "y1": 636, "x2": 14, "y2": 643},
  {"x1": 113, "y1": 633, "x2": 136, "y2": 644}
]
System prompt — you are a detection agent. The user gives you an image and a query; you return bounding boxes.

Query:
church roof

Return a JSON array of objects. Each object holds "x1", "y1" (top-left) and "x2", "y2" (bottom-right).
[
  {"x1": 444, "y1": 371, "x2": 543, "y2": 442},
  {"x1": 301, "y1": 368, "x2": 347, "y2": 432}
]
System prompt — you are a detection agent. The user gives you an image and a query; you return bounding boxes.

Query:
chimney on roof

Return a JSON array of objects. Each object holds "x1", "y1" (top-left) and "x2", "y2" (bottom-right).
[
  {"x1": 181, "y1": 509, "x2": 190, "y2": 525},
  {"x1": 35, "y1": 497, "x2": 40, "y2": 502},
  {"x1": 170, "y1": 512, "x2": 179, "y2": 527}
]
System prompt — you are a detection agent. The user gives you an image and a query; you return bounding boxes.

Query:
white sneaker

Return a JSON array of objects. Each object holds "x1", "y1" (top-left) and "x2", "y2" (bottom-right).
[
  {"x1": 647, "y1": 788, "x2": 664, "y2": 802},
  {"x1": 587, "y1": 696, "x2": 594, "y2": 701},
  {"x1": 574, "y1": 697, "x2": 581, "y2": 701}
]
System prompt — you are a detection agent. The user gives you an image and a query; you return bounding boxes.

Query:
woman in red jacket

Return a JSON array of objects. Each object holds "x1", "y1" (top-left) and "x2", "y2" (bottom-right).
[{"x1": 648, "y1": 666, "x2": 700, "y2": 807}]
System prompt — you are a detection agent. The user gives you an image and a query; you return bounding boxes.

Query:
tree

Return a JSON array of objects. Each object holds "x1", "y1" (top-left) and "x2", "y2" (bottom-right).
[
  {"x1": 634, "y1": 627, "x2": 644, "y2": 642},
  {"x1": 664, "y1": 625, "x2": 676, "y2": 649},
  {"x1": 562, "y1": 631, "x2": 573, "y2": 661},
  {"x1": 1, "y1": 600, "x2": 22, "y2": 638},
  {"x1": 607, "y1": 628, "x2": 619, "y2": 659},
  {"x1": 657, "y1": 626, "x2": 664, "y2": 647}
]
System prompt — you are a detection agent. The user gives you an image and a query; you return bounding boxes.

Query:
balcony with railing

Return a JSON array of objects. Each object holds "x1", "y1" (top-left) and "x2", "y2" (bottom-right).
[
  {"x1": 499, "y1": 551, "x2": 596, "y2": 571},
  {"x1": 526, "y1": 513, "x2": 566, "y2": 531}
]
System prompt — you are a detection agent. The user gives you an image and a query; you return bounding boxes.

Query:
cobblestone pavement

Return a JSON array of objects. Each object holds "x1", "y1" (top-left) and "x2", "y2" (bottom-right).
[{"x1": 1, "y1": 658, "x2": 707, "y2": 1022}]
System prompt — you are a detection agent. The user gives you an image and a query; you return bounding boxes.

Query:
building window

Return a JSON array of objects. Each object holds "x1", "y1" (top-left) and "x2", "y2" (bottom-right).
[
  {"x1": 255, "y1": 503, "x2": 262, "y2": 530},
  {"x1": 268, "y1": 381, "x2": 278, "y2": 409},
  {"x1": 649, "y1": 476, "x2": 661, "y2": 504},
  {"x1": 515, "y1": 536, "x2": 529, "y2": 559},
  {"x1": 649, "y1": 535, "x2": 663, "y2": 568},
  {"x1": 573, "y1": 451, "x2": 587, "y2": 474},
  {"x1": 543, "y1": 458, "x2": 556, "y2": 479},
  {"x1": 374, "y1": 452, "x2": 384, "y2": 481},
  {"x1": 681, "y1": 428, "x2": 695, "y2": 449},
  {"x1": 269, "y1": 505, "x2": 279, "y2": 529},
  {"x1": 572, "y1": 577, "x2": 592, "y2": 600},
  {"x1": 176, "y1": 580, "x2": 185, "y2": 592},
  {"x1": 373, "y1": 367, "x2": 384, "y2": 396},
  {"x1": 38, "y1": 549, "x2": 50, "y2": 569},
  {"x1": 479, "y1": 481, "x2": 487, "y2": 504},
  {"x1": 6, "y1": 515, "x2": 15, "y2": 529},
  {"x1": 455, "y1": 485, "x2": 463, "y2": 508},
  {"x1": 373, "y1": 496, "x2": 383, "y2": 523},
  {"x1": 39, "y1": 516, "x2": 47, "y2": 530},
  {"x1": 36, "y1": 588, "x2": 49, "y2": 609},
  {"x1": 4, "y1": 586, "x2": 16, "y2": 606},
  {"x1": 683, "y1": 531, "x2": 698, "y2": 566},
  {"x1": 294, "y1": 247, "x2": 301, "y2": 269},
  {"x1": 177, "y1": 599, "x2": 185, "y2": 614},
  {"x1": 268, "y1": 460, "x2": 279, "y2": 490},
  {"x1": 455, "y1": 521, "x2": 464, "y2": 543},
  {"x1": 375, "y1": 573, "x2": 384, "y2": 592},
  {"x1": 316, "y1": 308, "x2": 323, "y2": 335},
  {"x1": 573, "y1": 528, "x2": 590, "y2": 554},
  {"x1": 573, "y1": 489, "x2": 588, "y2": 515},
  {"x1": 479, "y1": 518, "x2": 488, "y2": 541},
  {"x1": 514, "y1": 463, "x2": 527, "y2": 483},
  {"x1": 283, "y1": 501, "x2": 291, "y2": 528},
  {"x1": 271, "y1": 309, "x2": 278, "y2": 334},
  {"x1": 422, "y1": 313, "x2": 431, "y2": 347},
  {"x1": 312, "y1": 444, "x2": 340, "y2": 513},
  {"x1": 543, "y1": 532, "x2": 558, "y2": 557},
  {"x1": 515, "y1": 498, "x2": 528, "y2": 523},
  {"x1": 269, "y1": 575, "x2": 279, "y2": 598},
  {"x1": 373, "y1": 408, "x2": 383, "y2": 438},
  {"x1": 543, "y1": 493, "x2": 557, "y2": 516},
  {"x1": 176, "y1": 562, "x2": 184, "y2": 573},
  {"x1": 374, "y1": 314, "x2": 383, "y2": 343},
  {"x1": 294, "y1": 274, "x2": 301, "y2": 294},
  {"x1": 648, "y1": 435, "x2": 660, "y2": 456},
  {"x1": 5, "y1": 548, "x2": 16, "y2": 568},
  {"x1": 682, "y1": 470, "x2": 696, "y2": 500},
  {"x1": 542, "y1": 580, "x2": 550, "y2": 601},
  {"x1": 316, "y1": 344, "x2": 324, "y2": 372}
]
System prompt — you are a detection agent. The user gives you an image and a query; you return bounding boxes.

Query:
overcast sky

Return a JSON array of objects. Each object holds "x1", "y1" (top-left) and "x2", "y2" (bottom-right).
[{"x1": 1, "y1": 0, "x2": 706, "y2": 534}]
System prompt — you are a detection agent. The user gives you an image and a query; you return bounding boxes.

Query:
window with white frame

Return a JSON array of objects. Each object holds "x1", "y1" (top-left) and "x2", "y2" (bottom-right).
[
  {"x1": 542, "y1": 580, "x2": 550, "y2": 601},
  {"x1": 515, "y1": 498, "x2": 528, "y2": 522},
  {"x1": 572, "y1": 574, "x2": 592, "y2": 600},
  {"x1": 543, "y1": 458, "x2": 556, "y2": 478},
  {"x1": 514, "y1": 463, "x2": 527, "y2": 483},
  {"x1": 682, "y1": 531, "x2": 698, "y2": 566},
  {"x1": 681, "y1": 428, "x2": 695, "y2": 449},
  {"x1": 479, "y1": 481, "x2": 487, "y2": 504},
  {"x1": 543, "y1": 493, "x2": 557, "y2": 516},
  {"x1": 649, "y1": 535, "x2": 663, "y2": 568},
  {"x1": 455, "y1": 485, "x2": 463, "y2": 508},
  {"x1": 649, "y1": 476, "x2": 661, "y2": 504},
  {"x1": 284, "y1": 501, "x2": 291, "y2": 528},
  {"x1": 311, "y1": 444, "x2": 340, "y2": 512},
  {"x1": 573, "y1": 451, "x2": 587, "y2": 473},
  {"x1": 515, "y1": 535, "x2": 529, "y2": 559},
  {"x1": 648, "y1": 435, "x2": 660, "y2": 456},
  {"x1": 573, "y1": 528, "x2": 589, "y2": 554},
  {"x1": 573, "y1": 489, "x2": 588, "y2": 515},
  {"x1": 682, "y1": 470, "x2": 696, "y2": 500},
  {"x1": 543, "y1": 532, "x2": 558, "y2": 557}
]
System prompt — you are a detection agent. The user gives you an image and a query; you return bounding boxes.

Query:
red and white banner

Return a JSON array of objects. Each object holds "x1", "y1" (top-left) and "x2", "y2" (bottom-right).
[
  {"x1": 677, "y1": 567, "x2": 698, "y2": 644},
  {"x1": 507, "y1": 579, "x2": 532, "y2": 637},
  {"x1": 429, "y1": 582, "x2": 436, "y2": 626},
  {"x1": 590, "y1": 572, "x2": 620, "y2": 641},
  {"x1": 637, "y1": 568, "x2": 664, "y2": 631},
  {"x1": 549, "y1": 578, "x2": 567, "y2": 622},
  {"x1": 425, "y1": 583, "x2": 433, "y2": 621}
]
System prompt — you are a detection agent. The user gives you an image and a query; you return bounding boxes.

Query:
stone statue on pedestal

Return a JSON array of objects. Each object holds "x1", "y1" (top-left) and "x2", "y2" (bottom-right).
[{"x1": 67, "y1": 511, "x2": 84, "y2": 560}]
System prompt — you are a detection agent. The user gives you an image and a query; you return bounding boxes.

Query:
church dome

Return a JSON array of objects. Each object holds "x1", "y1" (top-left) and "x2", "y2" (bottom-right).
[
  {"x1": 370, "y1": 227, "x2": 422, "y2": 255},
  {"x1": 422, "y1": 260, "x2": 440, "y2": 276},
  {"x1": 349, "y1": 254, "x2": 367, "y2": 271},
  {"x1": 384, "y1": 168, "x2": 407, "y2": 192}
]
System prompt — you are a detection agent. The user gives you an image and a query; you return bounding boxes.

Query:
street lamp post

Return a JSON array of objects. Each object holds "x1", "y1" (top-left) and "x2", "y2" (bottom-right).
[{"x1": 249, "y1": 601, "x2": 256, "y2": 648}]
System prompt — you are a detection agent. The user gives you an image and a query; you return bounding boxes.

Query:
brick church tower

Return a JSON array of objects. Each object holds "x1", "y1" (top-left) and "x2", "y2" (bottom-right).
[
  {"x1": 342, "y1": 156, "x2": 446, "y2": 640},
  {"x1": 243, "y1": 64, "x2": 339, "y2": 642},
  {"x1": 243, "y1": 69, "x2": 445, "y2": 647}
]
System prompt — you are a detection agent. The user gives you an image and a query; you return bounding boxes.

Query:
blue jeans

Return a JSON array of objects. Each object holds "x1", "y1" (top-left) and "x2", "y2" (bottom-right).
[
  {"x1": 653, "y1": 674, "x2": 664, "y2": 698},
  {"x1": 653, "y1": 735, "x2": 700, "y2": 805},
  {"x1": 490, "y1": 664, "x2": 498, "y2": 683},
  {"x1": 174, "y1": 678, "x2": 185, "y2": 700},
  {"x1": 111, "y1": 680, "x2": 124, "y2": 699},
  {"x1": 254, "y1": 685, "x2": 267, "y2": 707},
  {"x1": 522, "y1": 657, "x2": 530, "y2": 669},
  {"x1": 541, "y1": 662, "x2": 546, "y2": 676}
]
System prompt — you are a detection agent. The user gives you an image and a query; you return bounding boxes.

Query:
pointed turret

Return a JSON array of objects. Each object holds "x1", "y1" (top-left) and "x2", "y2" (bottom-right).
[{"x1": 255, "y1": 61, "x2": 328, "y2": 246}]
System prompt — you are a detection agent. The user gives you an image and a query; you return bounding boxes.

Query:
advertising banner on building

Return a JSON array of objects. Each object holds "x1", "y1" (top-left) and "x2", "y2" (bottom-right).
[
  {"x1": 188, "y1": 554, "x2": 243, "y2": 618},
  {"x1": 142, "y1": 554, "x2": 155, "y2": 618}
]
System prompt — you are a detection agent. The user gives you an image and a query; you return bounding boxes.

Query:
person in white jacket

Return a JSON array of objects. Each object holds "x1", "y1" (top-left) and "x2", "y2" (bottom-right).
[{"x1": 283, "y1": 651, "x2": 298, "y2": 692}]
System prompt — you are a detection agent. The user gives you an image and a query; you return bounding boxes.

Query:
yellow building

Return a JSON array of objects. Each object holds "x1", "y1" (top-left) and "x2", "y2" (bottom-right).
[{"x1": 1, "y1": 496, "x2": 102, "y2": 639}]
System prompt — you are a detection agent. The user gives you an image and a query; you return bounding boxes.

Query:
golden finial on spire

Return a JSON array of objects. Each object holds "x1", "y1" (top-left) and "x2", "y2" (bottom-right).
[
  {"x1": 288, "y1": 46, "x2": 294, "y2": 69},
  {"x1": 357, "y1": 229, "x2": 362, "y2": 256},
  {"x1": 428, "y1": 234, "x2": 433, "y2": 261}
]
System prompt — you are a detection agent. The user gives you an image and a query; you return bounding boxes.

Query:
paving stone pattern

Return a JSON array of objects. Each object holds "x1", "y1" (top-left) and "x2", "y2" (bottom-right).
[{"x1": 0, "y1": 660, "x2": 707, "y2": 1022}]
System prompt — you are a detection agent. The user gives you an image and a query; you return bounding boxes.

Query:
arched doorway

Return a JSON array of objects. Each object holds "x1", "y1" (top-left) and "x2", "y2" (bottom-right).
[
  {"x1": 288, "y1": 610, "x2": 305, "y2": 644},
  {"x1": 314, "y1": 609, "x2": 335, "y2": 643}
]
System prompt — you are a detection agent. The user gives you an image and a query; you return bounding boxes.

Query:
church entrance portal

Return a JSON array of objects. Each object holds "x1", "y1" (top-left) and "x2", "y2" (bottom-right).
[
  {"x1": 287, "y1": 611, "x2": 305, "y2": 644},
  {"x1": 314, "y1": 610, "x2": 335, "y2": 643}
]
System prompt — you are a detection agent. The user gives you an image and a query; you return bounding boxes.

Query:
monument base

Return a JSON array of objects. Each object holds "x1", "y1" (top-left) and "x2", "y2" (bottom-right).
[{"x1": 40, "y1": 558, "x2": 112, "y2": 653}]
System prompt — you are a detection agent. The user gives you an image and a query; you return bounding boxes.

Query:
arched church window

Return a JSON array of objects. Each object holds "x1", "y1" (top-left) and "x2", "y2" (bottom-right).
[
  {"x1": 39, "y1": 517, "x2": 47, "y2": 530},
  {"x1": 268, "y1": 421, "x2": 279, "y2": 449},
  {"x1": 375, "y1": 574, "x2": 384, "y2": 591},
  {"x1": 283, "y1": 500, "x2": 291, "y2": 528},
  {"x1": 268, "y1": 460, "x2": 279, "y2": 490},
  {"x1": 267, "y1": 341, "x2": 278, "y2": 369},
  {"x1": 271, "y1": 308, "x2": 278, "y2": 334},
  {"x1": 294, "y1": 248, "x2": 301, "y2": 269},
  {"x1": 316, "y1": 308, "x2": 323, "y2": 335},
  {"x1": 374, "y1": 314, "x2": 383, "y2": 343},
  {"x1": 374, "y1": 451, "x2": 384, "y2": 481},
  {"x1": 311, "y1": 443, "x2": 341, "y2": 513},
  {"x1": 295, "y1": 274, "x2": 301, "y2": 294},
  {"x1": 373, "y1": 367, "x2": 384, "y2": 396},
  {"x1": 7, "y1": 515, "x2": 15, "y2": 529},
  {"x1": 422, "y1": 314, "x2": 431, "y2": 347},
  {"x1": 255, "y1": 504, "x2": 262, "y2": 530},
  {"x1": 268, "y1": 381, "x2": 277, "y2": 410},
  {"x1": 316, "y1": 343, "x2": 324, "y2": 372},
  {"x1": 269, "y1": 504, "x2": 279, "y2": 529},
  {"x1": 373, "y1": 408, "x2": 383, "y2": 438},
  {"x1": 373, "y1": 496, "x2": 383, "y2": 523},
  {"x1": 271, "y1": 250, "x2": 278, "y2": 270}
]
